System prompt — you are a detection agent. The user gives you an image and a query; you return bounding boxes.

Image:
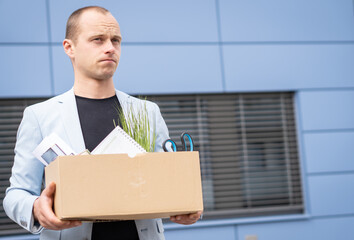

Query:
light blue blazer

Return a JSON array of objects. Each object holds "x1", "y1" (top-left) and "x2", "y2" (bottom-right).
[{"x1": 3, "y1": 89, "x2": 169, "y2": 240}]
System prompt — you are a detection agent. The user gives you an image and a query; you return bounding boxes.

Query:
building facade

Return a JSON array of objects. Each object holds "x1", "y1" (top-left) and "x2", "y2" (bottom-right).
[{"x1": 0, "y1": 0, "x2": 354, "y2": 239}]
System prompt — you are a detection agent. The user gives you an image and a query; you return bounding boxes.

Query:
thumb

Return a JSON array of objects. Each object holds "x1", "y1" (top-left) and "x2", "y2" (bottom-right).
[{"x1": 43, "y1": 182, "x2": 56, "y2": 198}]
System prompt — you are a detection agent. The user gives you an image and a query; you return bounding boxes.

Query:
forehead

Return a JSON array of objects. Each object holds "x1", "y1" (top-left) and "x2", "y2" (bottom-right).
[{"x1": 78, "y1": 10, "x2": 121, "y2": 36}]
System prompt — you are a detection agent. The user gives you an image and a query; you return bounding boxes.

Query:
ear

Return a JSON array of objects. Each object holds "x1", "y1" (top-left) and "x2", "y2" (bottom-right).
[{"x1": 63, "y1": 39, "x2": 75, "y2": 59}]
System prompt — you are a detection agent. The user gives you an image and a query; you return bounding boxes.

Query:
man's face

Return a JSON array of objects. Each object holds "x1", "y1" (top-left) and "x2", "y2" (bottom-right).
[{"x1": 71, "y1": 10, "x2": 122, "y2": 81}]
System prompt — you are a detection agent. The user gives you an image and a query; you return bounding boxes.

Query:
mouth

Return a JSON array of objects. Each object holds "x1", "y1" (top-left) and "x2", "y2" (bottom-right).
[{"x1": 100, "y1": 58, "x2": 116, "y2": 63}]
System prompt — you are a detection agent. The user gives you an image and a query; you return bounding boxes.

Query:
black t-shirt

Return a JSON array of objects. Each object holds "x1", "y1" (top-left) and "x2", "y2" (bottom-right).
[{"x1": 75, "y1": 95, "x2": 140, "y2": 240}]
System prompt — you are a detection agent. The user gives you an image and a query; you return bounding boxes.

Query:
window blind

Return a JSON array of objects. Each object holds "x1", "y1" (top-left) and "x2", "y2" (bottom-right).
[
  {"x1": 148, "y1": 92, "x2": 303, "y2": 218},
  {"x1": 0, "y1": 99, "x2": 43, "y2": 236}
]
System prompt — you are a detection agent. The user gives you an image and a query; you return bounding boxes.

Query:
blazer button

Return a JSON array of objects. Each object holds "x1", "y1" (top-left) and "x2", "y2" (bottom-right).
[{"x1": 20, "y1": 220, "x2": 27, "y2": 228}]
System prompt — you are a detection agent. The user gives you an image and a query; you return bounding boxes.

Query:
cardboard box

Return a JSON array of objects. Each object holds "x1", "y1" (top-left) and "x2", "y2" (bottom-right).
[{"x1": 45, "y1": 152, "x2": 203, "y2": 221}]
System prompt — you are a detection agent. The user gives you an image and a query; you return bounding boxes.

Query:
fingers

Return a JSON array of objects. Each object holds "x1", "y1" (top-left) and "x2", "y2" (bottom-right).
[
  {"x1": 170, "y1": 211, "x2": 203, "y2": 225},
  {"x1": 39, "y1": 204, "x2": 81, "y2": 230},
  {"x1": 189, "y1": 211, "x2": 202, "y2": 220},
  {"x1": 43, "y1": 181, "x2": 56, "y2": 198},
  {"x1": 33, "y1": 182, "x2": 82, "y2": 230},
  {"x1": 41, "y1": 216, "x2": 82, "y2": 231}
]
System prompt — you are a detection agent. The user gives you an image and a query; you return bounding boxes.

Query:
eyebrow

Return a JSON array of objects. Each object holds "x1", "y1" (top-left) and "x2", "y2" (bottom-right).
[
  {"x1": 89, "y1": 34, "x2": 122, "y2": 40},
  {"x1": 113, "y1": 35, "x2": 122, "y2": 41}
]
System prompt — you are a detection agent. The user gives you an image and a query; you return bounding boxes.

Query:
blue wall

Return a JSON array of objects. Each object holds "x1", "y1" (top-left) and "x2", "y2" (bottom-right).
[{"x1": 1, "y1": 0, "x2": 354, "y2": 239}]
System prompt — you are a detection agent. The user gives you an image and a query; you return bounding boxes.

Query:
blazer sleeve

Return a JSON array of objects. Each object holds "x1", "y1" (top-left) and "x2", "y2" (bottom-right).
[{"x1": 3, "y1": 106, "x2": 45, "y2": 234}]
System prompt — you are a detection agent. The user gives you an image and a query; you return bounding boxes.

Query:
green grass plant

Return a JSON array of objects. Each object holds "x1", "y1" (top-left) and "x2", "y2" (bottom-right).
[{"x1": 114, "y1": 101, "x2": 156, "y2": 152}]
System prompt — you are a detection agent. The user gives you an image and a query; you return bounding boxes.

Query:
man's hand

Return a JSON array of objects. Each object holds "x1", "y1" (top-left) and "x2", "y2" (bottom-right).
[
  {"x1": 170, "y1": 211, "x2": 203, "y2": 225},
  {"x1": 33, "y1": 182, "x2": 82, "y2": 230}
]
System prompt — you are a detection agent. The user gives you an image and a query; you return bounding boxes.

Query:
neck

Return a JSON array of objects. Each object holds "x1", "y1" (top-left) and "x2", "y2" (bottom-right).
[{"x1": 73, "y1": 77, "x2": 116, "y2": 99}]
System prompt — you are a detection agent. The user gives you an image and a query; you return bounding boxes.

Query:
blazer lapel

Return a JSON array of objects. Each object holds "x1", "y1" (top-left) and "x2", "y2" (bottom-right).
[
  {"x1": 116, "y1": 89, "x2": 132, "y2": 114},
  {"x1": 58, "y1": 89, "x2": 85, "y2": 153}
]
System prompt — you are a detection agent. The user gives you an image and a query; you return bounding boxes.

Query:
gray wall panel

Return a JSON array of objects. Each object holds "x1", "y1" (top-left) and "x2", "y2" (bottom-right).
[
  {"x1": 117, "y1": 45, "x2": 223, "y2": 94},
  {"x1": 223, "y1": 44, "x2": 354, "y2": 91},
  {"x1": 299, "y1": 90, "x2": 354, "y2": 131},
  {"x1": 308, "y1": 174, "x2": 354, "y2": 216},
  {"x1": 219, "y1": 0, "x2": 354, "y2": 42},
  {"x1": 237, "y1": 216, "x2": 354, "y2": 240},
  {"x1": 0, "y1": 46, "x2": 52, "y2": 97},
  {"x1": 304, "y1": 131, "x2": 354, "y2": 173},
  {"x1": 0, "y1": 0, "x2": 48, "y2": 42}
]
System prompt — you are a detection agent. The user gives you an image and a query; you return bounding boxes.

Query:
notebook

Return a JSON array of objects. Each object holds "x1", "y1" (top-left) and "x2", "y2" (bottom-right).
[{"x1": 91, "y1": 126, "x2": 146, "y2": 157}]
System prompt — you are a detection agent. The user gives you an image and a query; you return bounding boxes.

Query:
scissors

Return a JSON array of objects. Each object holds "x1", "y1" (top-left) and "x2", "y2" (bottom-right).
[{"x1": 162, "y1": 132, "x2": 194, "y2": 152}]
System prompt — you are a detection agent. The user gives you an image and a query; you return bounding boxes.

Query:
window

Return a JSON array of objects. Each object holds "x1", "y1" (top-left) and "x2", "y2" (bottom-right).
[
  {"x1": 148, "y1": 92, "x2": 303, "y2": 218},
  {"x1": 0, "y1": 99, "x2": 44, "y2": 236},
  {"x1": 0, "y1": 92, "x2": 303, "y2": 236}
]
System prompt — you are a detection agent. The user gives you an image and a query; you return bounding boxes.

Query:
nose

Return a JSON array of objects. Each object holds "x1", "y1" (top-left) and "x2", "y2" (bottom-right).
[{"x1": 104, "y1": 40, "x2": 115, "y2": 54}]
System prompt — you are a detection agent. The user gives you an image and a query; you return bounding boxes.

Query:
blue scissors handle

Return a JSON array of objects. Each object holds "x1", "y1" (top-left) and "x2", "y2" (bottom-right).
[
  {"x1": 162, "y1": 139, "x2": 177, "y2": 152},
  {"x1": 181, "y1": 132, "x2": 194, "y2": 151},
  {"x1": 163, "y1": 132, "x2": 194, "y2": 152}
]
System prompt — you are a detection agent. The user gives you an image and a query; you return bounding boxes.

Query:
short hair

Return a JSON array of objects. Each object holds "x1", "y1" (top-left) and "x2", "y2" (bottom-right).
[{"x1": 65, "y1": 6, "x2": 110, "y2": 42}]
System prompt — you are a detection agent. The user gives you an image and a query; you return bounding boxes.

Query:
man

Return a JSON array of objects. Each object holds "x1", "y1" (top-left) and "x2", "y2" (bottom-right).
[{"x1": 3, "y1": 6, "x2": 202, "y2": 240}]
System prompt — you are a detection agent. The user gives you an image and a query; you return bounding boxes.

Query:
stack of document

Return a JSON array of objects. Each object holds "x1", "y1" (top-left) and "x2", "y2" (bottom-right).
[{"x1": 33, "y1": 126, "x2": 146, "y2": 166}]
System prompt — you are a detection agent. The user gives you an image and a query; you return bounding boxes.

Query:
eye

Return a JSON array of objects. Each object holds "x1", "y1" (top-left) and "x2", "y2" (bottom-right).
[
  {"x1": 93, "y1": 37, "x2": 102, "y2": 42},
  {"x1": 112, "y1": 38, "x2": 121, "y2": 44}
]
